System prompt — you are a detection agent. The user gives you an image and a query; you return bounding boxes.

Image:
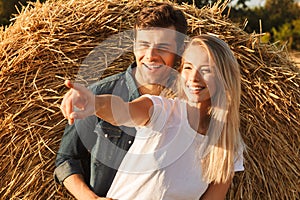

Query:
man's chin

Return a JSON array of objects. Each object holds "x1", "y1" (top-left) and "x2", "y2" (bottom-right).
[{"x1": 143, "y1": 81, "x2": 167, "y2": 87}]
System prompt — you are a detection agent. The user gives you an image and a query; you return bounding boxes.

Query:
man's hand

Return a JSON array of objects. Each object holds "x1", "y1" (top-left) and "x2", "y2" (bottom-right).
[
  {"x1": 63, "y1": 174, "x2": 113, "y2": 200},
  {"x1": 60, "y1": 80, "x2": 96, "y2": 125}
]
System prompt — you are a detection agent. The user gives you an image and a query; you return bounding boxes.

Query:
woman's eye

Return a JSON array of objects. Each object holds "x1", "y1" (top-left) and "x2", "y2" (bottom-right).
[
  {"x1": 200, "y1": 67, "x2": 211, "y2": 74},
  {"x1": 140, "y1": 44, "x2": 149, "y2": 48},
  {"x1": 183, "y1": 65, "x2": 192, "y2": 70}
]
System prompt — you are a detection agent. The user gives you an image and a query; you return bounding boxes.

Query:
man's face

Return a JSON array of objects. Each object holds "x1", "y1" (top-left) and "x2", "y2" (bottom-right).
[{"x1": 133, "y1": 26, "x2": 177, "y2": 87}]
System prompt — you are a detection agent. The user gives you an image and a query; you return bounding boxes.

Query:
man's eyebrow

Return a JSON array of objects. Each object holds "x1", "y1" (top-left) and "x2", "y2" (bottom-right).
[
  {"x1": 136, "y1": 40, "x2": 149, "y2": 44},
  {"x1": 136, "y1": 41, "x2": 173, "y2": 47},
  {"x1": 157, "y1": 43, "x2": 173, "y2": 47}
]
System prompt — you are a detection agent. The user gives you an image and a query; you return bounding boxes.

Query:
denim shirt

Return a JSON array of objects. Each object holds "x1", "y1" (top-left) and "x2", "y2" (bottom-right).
[{"x1": 54, "y1": 63, "x2": 141, "y2": 196}]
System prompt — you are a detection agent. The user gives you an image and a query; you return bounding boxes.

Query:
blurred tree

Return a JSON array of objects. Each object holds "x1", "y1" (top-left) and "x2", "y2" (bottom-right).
[
  {"x1": 273, "y1": 19, "x2": 300, "y2": 50},
  {"x1": 232, "y1": 0, "x2": 249, "y2": 9},
  {"x1": 0, "y1": 0, "x2": 46, "y2": 26},
  {"x1": 264, "y1": 0, "x2": 297, "y2": 31},
  {"x1": 264, "y1": 0, "x2": 300, "y2": 49},
  {"x1": 174, "y1": 0, "x2": 249, "y2": 8},
  {"x1": 0, "y1": 0, "x2": 2, "y2": 14},
  {"x1": 0, "y1": 0, "x2": 9, "y2": 25},
  {"x1": 272, "y1": 23, "x2": 293, "y2": 49},
  {"x1": 229, "y1": 0, "x2": 300, "y2": 50},
  {"x1": 291, "y1": 19, "x2": 300, "y2": 50}
]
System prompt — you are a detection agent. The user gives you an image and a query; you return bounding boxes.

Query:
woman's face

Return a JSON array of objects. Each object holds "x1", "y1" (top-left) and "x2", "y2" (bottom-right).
[{"x1": 181, "y1": 45, "x2": 217, "y2": 103}]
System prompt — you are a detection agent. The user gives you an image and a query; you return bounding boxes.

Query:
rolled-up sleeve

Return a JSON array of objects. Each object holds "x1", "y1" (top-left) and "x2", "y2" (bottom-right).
[
  {"x1": 54, "y1": 159, "x2": 84, "y2": 184},
  {"x1": 54, "y1": 115, "x2": 98, "y2": 184}
]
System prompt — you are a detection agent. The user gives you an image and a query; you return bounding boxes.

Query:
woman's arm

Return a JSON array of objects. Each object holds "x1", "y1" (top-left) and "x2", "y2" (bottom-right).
[
  {"x1": 60, "y1": 80, "x2": 153, "y2": 126},
  {"x1": 200, "y1": 177, "x2": 233, "y2": 200},
  {"x1": 94, "y1": 93, "x2": 153, "y2": 126}
]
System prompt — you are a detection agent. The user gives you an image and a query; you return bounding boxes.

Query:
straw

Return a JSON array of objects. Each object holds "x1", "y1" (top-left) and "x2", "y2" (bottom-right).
[{"x1": 0, "y1": 0, "x2": 299, "y2": 199}]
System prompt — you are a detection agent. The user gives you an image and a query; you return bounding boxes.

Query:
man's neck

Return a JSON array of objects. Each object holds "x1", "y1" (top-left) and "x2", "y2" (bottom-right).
[
  {"x1": 132, "y1": 68, "x2": 168, "y2": 95},
  {"x1": 138, "y1": 84, "x2": 165, "y2": 95}
]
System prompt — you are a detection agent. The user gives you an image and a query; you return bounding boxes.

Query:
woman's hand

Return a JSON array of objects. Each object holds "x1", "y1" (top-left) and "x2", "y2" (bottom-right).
[{"x1": 60, "y1": 80, "x2": 95, "y2": 125}]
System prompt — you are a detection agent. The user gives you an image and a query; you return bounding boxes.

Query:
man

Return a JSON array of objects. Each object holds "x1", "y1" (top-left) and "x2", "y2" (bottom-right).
[{"x1": 54, "y1": 2, "x2": 188, "y2": 199}]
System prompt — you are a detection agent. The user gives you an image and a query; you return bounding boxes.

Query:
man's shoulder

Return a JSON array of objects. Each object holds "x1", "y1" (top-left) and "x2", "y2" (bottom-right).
[
  {"x1": 88, "y1": 71, "x2": 126, "y2": 93},
  {"x1": 88, "y1": 63, "x2": 136, "y2": 94},
  {"x1": 96, "y1": 71, "x2": 127, "y2": 85}
]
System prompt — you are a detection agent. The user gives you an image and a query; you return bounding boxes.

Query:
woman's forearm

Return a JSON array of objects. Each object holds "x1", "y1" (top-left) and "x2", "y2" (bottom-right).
[
  {"x1": 94, "y1": 94, "x2": 153, "y2": 127},
  {"x1": 95, "y1": 94, "x2": 130, "y2": 126}
]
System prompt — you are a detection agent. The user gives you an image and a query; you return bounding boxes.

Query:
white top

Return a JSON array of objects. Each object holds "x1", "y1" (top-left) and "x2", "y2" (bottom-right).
[{"x1": 107, "y1": 95, "x2": 244, "y2": 200}]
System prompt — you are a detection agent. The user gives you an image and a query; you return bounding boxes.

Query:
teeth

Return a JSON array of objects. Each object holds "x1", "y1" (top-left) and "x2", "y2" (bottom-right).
[
  {"x1": 149, "y1": 66, "x2": 160, "y2": 69},
  {"x1": 143, "y1": 63, "x2": 162, "y2": 69},
  {"x1": 188, "y1": 86, "x2": 205, "y2": 91}
]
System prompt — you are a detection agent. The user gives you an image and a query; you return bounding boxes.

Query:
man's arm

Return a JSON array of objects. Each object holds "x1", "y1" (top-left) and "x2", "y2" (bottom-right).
[
  {"x1": 55, "y1": 95, "x2": 101, "y2": 199},
  {"x1": 200, "y1": 177, "x2": 232, "y2": 200},
  {"x1": 63, "y1": 174, "x2": 112, "y2": 200},
  {"x1": 55, "y1": 115, "x2": 112, "y2": 199}
]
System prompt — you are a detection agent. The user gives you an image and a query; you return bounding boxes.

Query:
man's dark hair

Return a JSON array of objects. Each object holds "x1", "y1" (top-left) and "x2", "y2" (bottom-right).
[{"x1": 134, "y1": 2, "x2": 187, "y2": 55}]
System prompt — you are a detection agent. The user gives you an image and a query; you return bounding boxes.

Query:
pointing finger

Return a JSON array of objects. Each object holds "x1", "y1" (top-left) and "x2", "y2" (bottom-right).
[{"x1": 65, "y1": 80, "x2": 74, "y2": 89}]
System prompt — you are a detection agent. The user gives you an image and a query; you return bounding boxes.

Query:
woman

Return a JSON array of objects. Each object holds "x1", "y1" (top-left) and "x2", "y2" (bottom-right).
[{"x1": 61, "y1": 35, "x2": 244, "y2": 199}]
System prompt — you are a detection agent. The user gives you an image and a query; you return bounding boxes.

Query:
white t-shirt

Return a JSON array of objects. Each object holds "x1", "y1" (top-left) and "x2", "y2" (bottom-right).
[{"x1": 107, "y1": 95, "x2": 244, "y2": 200}]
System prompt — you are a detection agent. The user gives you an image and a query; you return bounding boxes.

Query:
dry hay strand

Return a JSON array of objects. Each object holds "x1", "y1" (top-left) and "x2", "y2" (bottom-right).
[{"x1": 0, "y1": 0, "x2": 299, "y2": 199}]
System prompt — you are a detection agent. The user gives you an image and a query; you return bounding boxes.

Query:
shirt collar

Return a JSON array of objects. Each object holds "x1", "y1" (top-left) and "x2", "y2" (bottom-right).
[
  {"x1": 125, "y1": 62, "x2": 178, "y2": 100},
  {"x1": 125, "y1": 62, "x2": 141, "y2": 101}
]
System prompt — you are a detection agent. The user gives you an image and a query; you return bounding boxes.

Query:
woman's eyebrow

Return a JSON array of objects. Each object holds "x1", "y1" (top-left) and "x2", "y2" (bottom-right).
[
  {"x1": 199, "y1": 65, "x2": 210, "y2": 67},
  {"x1": 183, "y1": 61, "x2": 192, "y2": 64}
]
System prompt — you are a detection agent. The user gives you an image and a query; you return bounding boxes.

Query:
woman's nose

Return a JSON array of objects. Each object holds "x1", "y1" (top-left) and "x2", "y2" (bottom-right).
[{"x1": 189, "y1": 69, "x2": 202, "y2": 82}]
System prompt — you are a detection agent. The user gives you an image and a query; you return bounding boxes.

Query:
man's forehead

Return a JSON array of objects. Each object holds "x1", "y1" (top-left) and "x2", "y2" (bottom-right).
[
  {"x1": 135, "y1": 27, "x2": 177, "y2": 43},
  {"x1": 136, "y1": 27, "x2": 176, "y2": 34}
]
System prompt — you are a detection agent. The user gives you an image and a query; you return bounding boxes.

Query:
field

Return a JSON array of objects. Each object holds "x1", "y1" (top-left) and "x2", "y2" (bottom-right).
[{"x1": 290, "y1": 51, "x2": 300, "y2": 67}]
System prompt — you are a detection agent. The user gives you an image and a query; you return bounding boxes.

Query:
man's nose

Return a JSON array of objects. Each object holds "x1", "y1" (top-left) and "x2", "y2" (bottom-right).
[{"x1": 145, "y1": 47, "x2": 157, "y2": 60}]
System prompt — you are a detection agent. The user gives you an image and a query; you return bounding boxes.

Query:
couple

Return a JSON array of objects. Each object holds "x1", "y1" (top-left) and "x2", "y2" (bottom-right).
[{"x1": 55, "y1": 2, "x2": 244, "y2": 200}]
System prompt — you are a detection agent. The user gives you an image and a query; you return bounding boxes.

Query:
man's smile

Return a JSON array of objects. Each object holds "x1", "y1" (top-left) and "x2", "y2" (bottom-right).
[{"x1": 143, "y1": 63, "x2": 163, "y2": 70}]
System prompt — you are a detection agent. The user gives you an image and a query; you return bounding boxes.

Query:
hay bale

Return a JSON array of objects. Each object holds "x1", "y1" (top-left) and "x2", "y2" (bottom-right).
[{"x1": 0, "y1": 0, "x2": 299, "y2": 199}]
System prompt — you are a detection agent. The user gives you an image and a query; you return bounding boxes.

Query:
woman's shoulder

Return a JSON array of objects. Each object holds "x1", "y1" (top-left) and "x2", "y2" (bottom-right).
[{"x1": 141, "y1": 95, "x2": 185, "y2": 108}]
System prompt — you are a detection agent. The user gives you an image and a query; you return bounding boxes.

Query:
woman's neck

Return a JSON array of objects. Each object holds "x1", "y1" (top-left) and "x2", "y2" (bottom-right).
[{"x1": 186, "y1": 100, "x2": 211, "y2": 135}]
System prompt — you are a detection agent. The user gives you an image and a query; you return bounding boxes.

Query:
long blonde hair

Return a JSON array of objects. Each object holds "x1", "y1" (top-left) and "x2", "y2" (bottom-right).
[{"x1": 178, "y1": 35, "x2": 244, "y2": 183}]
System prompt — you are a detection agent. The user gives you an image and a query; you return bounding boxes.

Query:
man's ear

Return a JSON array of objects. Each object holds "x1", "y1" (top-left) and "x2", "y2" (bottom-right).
[
  {"x1": 174, "y1": 43, "x2": 186, "y2": 65},
  {"x1": 178, "y1": 43, "x2": 186, "y2": 57},
  {"x1": 133, "y1": 39, "x2": 137, "y2": 54}
]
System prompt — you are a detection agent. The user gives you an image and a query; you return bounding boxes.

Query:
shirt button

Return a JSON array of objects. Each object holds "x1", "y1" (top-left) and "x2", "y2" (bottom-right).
[
  {"x1": 104, "y1": 134, "x2": 108, "y2": 138},
  {"x1": 128, "y1": 140, "x2": 132, "y2": 144}
]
